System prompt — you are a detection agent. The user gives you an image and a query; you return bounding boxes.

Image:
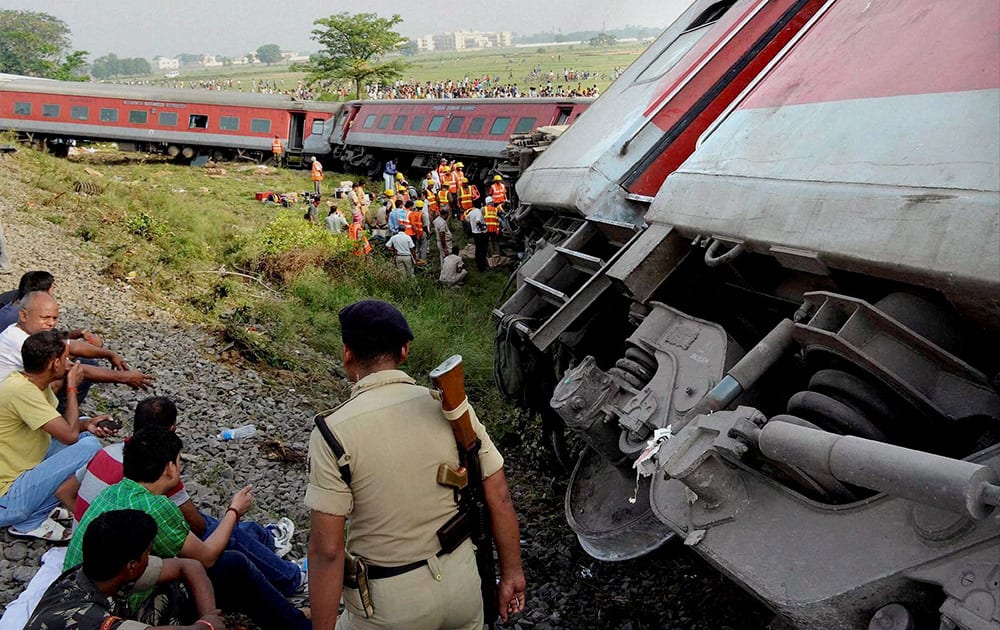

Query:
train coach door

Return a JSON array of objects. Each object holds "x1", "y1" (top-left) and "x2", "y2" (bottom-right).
[
  {"x1": 553, "y1": 106, "x2": 574, "y2": 125},
  {"x1": 287, "y1": 112, "x2": 306, "y2": 151}
]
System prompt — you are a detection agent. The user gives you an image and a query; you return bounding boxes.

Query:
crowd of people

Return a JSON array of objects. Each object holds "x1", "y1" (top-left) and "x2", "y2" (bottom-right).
[
  {"x1": 306, "y1": 155, "x2": 511, "y2": 283},
  {"x1": 0, "y1": 268, "x2": 526, "y2": 628},
  {"x1": 364, "y1": 76, "x2": 601, "y2": 99}
]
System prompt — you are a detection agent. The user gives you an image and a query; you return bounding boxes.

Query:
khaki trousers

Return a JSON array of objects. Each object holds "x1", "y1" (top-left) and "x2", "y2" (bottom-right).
[{"x1": 338, "y1": 539, "x2": 484, "y2": 630}]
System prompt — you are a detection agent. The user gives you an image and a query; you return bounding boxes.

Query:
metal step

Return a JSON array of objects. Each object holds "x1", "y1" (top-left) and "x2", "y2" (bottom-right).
[
  {"x1": 554, "y1": 246, "x2": 605, "y2": 273},
  {"x1": 524, "y1": 277, "x2": 570, "y2": 307}
]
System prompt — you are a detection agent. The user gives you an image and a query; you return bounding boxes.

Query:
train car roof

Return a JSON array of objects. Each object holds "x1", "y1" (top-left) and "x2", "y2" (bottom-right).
[
  {"x1": 0, "y1": 74, "x2": 342, "y2": 113},
  {"x1": 349, "y1": 97, "x2": 595, "y2": 106}
]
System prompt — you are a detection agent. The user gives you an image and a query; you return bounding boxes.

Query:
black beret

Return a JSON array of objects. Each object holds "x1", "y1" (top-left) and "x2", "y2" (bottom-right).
[{"x1": 339, "y1": 299, "x2": 414, "y2": 344}]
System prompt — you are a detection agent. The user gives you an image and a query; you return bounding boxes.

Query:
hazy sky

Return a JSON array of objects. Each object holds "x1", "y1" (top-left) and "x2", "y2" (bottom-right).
[{"x1": 4, "y1": 0, "x2": 693, "y2": 59}]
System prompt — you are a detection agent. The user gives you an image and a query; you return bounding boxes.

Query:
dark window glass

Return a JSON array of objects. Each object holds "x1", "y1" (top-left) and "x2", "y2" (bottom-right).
[
  {"x1": 220, "y1": 116, "x2": 239, "y2": 131},
  {"x1": 392, "y1": 115, "x2": 408, "y2": 130},
  {"x1": 555, "y1": 109, "x2": 571, "y2": 125},
  {"x1": 99, "y1": 108, "x2": 118, "y2": 122},
  {"x1": 129, "y1": 110, "x2": 148, "y2": 124},
  {"x1": 363, "y1": 114, "x2": 377, "y2": 129},
  {"x1": 251, "y1": 118, "x2": 271, "y2": 133},
  {"x1": 409, "y1": 115, "x2": 425, "y2": 131},
  {"x1": 427, "y1": 115, "x2": 445, "y2": 132},
  {"x1": 13, "y1": 102, "x2": 31, "y2": 115},
  {"x1": 468, "y1": 117, "x2": 486, "y2": 134},
  {"x1": 377, "y1": 114, "x2": 391, "y2": 129},
  {"x1": 158, "y1": 112, "x2": 178, "y2": 126},
  {"x1": 514, "y1": 117, "x2": 537, "y2": 134},
  {"x1": 70, "y1": 106, "x2": 88, "y2": 121},
  {"x1": 42, "y1": 104, "x2": 60, "y2": 118},
  {"x1": 446, "y1": 116, "x2": 465, "y2": 133},
  {"x1": 311, "y1": 119, "x2": 325, "y2": 135},
  {"x1": 489, "y1": 117, "x2": 511, "y2": 135},
  {"x1": 189, "y1": 114, "x2": 208, "y2": 129}
]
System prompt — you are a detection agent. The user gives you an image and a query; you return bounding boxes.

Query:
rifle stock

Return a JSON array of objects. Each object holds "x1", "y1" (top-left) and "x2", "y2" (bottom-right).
[{"x1": 430, "y1": 354, "x2": 500, "y2": 625}]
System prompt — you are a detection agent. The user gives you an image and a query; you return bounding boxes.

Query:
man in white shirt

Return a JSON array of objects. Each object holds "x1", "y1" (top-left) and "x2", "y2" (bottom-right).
[
  {"x1": 0, "y1": 292, "x2": 154, "y2": 409},
  {"x1": 325, "y1": 205, "x2": 348, "y2": 233},
  {"x1": 433, "y1": 209, "x2": 453, "y2": 266},
  {"x1": 465, "y1": 206, "x2": 488, "y2": 272},
  {"x1": 386, "y1": 231, "x2": 417, "y2": 278}
]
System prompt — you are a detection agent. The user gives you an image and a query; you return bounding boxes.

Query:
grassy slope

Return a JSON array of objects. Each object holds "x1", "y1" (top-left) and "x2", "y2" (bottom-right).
[{"x1": 1, "y1": 145, "x2": 514, "y2": 427}]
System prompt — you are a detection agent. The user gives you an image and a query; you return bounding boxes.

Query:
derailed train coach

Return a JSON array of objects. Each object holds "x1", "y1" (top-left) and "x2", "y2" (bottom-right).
[{"x1": 495, "y1": 0, "x2": 1000, "y2": 628}]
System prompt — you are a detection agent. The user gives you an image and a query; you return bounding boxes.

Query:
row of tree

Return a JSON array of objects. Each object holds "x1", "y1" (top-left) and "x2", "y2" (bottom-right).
[{"x1": 91, "y1": 54, "x2": 152, "y2": 79}]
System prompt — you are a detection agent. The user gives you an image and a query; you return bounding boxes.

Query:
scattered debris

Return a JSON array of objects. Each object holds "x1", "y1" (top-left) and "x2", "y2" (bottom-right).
[
  {"x1": 83, "y1": 167, "x2": 105, "y2": 178},
  {"x1": 73, "y1": 181, "x2": 103, "y2": 196},
  {"x1": 260, "y1": 438, "x2": 307, "y2": 464}
]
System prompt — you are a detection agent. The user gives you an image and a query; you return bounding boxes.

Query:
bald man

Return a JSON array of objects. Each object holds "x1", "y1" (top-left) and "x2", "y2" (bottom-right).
[{"x1": 0, "y1": 292, "x2": 154, "y2": 404}]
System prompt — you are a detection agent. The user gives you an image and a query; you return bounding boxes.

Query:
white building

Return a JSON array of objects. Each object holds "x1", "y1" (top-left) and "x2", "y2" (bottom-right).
[
  {"x1": 416, "y1": 31, "x2": 512, "y2": 52},
  {"x1": 152, "y1": 57, "x2": 180, "y2": 70}
]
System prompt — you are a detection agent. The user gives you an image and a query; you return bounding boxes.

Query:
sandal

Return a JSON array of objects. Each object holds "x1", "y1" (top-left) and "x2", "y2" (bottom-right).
[
  {"x1": 8, "y1": 517, "x2": 72, "y2": 544},
  {"x1": 48, "y1": 507, "x2": 72, "y2": 523}
]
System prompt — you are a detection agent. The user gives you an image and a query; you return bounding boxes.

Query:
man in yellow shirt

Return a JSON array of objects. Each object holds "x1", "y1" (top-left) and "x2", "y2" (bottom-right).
[{"x1": 0, "y1": 330, "x2": 116, "y2": 541}]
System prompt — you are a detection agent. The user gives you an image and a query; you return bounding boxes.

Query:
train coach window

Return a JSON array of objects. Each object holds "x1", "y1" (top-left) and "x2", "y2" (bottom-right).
[
  {"x1": 392, "y1": 115, "x2": 408, "y2": 130},
  {"x1": 188, "y1": 114, "x2": 208, "y2": 129},
  {"x1": 468, "y1": 117, "x2": 485, "y2": 134},
  {"x1": 13, "y1": 102, "x2": 31, "y2": 116},
  {"x1": 427, "y1": 116, "x2": 445, "y2": 132},
  {"x1": 363, "y1": 114, "x2": 376, "y2": 129},
  {"x1": 220, "y1": 116, "x2": 240, "y2": 131},
  {"x1": 446, "y1": 116, "x2": 465, "y2": 133},
  {"x1": 158, "y1": 112, "x2": 178, "y2": 127},
  {"x1": 42, "y1": 104, "x2": 60, "y2": 118},
  {"x1": 71, "y1": 106, "x2": 89, "y2": 121},
  {"x1": 99, "y1": 108, "x2": 118, "y2": 122},
  {"x1": 555, "y1": 107, "x2": 572, "y2": 125},
  {"x1": 129, "y1": 110, "x2": 148, "y2": 124},
  {"x1": 514, "y1": 117, "x2": 537, "y2": 134},
  {"x1": 251, "y1": 118, "x2": 271, "y2": 133},
  {"x1": 377, "y1": 115, "x2": 392, "y2": 129},
  {"x1": 311, "y1": 119, "x2": 325, "y2": 135},
  {"x1": 410, "y1": 115, "x2": 425, "y2": 131},
  {"x1": 489, "y1": 117, "x2": 511, "y2": 135}
]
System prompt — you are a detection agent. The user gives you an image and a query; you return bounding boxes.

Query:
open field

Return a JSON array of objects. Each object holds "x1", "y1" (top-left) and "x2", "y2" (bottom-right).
[{"x1": 134, "y1": 42, "x2": 650, "y2": 97}]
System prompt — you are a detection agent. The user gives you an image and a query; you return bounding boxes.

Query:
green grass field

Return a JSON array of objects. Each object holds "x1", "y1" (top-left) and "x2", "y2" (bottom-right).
[{"x1": 149, "y1": 42, "x2": 648, "y2": 97}]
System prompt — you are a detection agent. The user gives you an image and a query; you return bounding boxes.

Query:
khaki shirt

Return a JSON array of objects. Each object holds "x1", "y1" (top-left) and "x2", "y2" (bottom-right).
[{"x1": 305, "y1": 369, "x2": 503, "y2": 566}]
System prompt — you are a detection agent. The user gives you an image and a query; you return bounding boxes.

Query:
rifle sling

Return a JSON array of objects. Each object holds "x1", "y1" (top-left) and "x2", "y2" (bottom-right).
[{"x1": 313, "y1": 412, "x2": 352, "y2": 487}]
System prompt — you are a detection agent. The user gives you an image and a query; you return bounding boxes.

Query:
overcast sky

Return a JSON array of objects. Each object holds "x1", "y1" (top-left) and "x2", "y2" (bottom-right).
[{"x1": 4, "y1": 0, "x2": 693, "y2": 59}]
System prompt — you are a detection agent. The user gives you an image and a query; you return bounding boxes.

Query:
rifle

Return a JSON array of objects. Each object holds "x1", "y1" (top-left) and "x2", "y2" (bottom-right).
[{"x1": 430, "y1": 354, "x2": 500, "y2": 626}]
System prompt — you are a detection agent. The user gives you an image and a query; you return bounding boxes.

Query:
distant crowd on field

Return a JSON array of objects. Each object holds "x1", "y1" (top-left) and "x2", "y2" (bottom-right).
[{"x1": 299, "y1": 156, "x2": 511, "y2": 284}]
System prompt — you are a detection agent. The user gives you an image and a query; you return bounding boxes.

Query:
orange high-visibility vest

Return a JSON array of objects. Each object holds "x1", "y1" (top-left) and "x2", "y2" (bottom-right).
[
  {"x1": 350, "y1": 223, "x2": 372, "y2": 255},
  {"x1": 272, "y1": 138, "x2": 283, "y2": 154},
  {"x1": 458, "y1": 186, "x2": 474, "y2": 210},
  {"x1": 406, "y1": 210, "x2": 424, "y2": 237},
  {"x1": 426, "y1": 195, "x2": 439, "y2": 214},
  {"x1": 441, "y1": 171, "x2": 458, "y2": 193},
  {"x1": 484, "y1": 204, "x2": 500, "y2": 234},
  {"x1": 489, "y1": 182, "x2": 507, "y2": 204},
  {"x1": 437, "y1": 189, "x2": 450, "y2": 207},
  {"x1": 311, "y1": 161, "x2": 324, "y2": 182}
]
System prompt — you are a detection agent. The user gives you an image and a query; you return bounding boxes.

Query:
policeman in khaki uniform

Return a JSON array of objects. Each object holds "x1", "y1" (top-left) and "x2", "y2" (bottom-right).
[{"x1": 306, "y1": 300, "x2": 526, "y2": 629}]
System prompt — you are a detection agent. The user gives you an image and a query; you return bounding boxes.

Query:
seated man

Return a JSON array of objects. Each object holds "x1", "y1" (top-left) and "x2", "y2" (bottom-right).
[
  {"x1": 0, "y1": 291, "x2": 153, "y2": 410},
  {"x1": 0, "y1": 271, "x2": 105, "y2": 344},
  {"x1": 439, "y1": 246, "x2": 468, "y2": 286},
  {"x1": 67, "y1": 427, "x2": 310, "y2": 630},
  {"x1": 0, "y1": 330, "x2": 115, "y2": 541},
  {"x1": 26, "y1": 509, "x2": 226, "y2": 630},
  {"x1": 75, "y1": 396, "x2": 302, "y2": 596}
]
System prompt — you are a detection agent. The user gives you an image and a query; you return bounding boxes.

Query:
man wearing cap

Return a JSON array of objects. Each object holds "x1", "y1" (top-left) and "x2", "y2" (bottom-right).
[{"x1": 305, "y1": 300, "x2": 526, "y2": 629}]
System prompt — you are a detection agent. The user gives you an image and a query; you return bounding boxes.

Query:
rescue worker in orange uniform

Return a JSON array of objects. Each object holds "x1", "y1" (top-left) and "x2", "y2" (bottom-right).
[
  {"x1": 436, "y1": 187, "x2": 451, "y2": 219},
  {"x1": 405, "y1": 200, "x2": 425, "y2": 265},
  {"x1": 457, "y1": 178, "x2": 479, "y2": 216},
  {"x1": 439, "y1": 166, "x2": 459, "y2": 209},
  {"x1": 484, "y1": 196, "x2": 501, "y2": 255},
  {"x1": 489, "y1": 175, "x2": 508, "y2": 212},
  {"x1": 423, "y1": 189, "x2": 439, "y2": 217},
  {"x1": 311, "y1": 157, "x2": 324, "y2": 195},
  {"x1": 349, "y1": 215, "x2": 372, "y2": 256},
  {"x1": 271, "y1": 135, "x2": 284, "y2": 168}
]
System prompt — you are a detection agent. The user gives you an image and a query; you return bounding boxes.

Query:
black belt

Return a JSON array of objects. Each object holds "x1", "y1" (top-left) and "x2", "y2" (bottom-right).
[{"x1": 366, "y1": 549, "x2": 449, "y2": 580}]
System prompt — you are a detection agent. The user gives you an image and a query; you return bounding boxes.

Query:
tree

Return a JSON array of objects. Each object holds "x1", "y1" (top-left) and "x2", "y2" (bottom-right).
[
  {"x1": 589, "y1": 33, "x2": 617, "y2": 47},
  {"x1": 256, "y1": 44, "x2": 282, "y2": 65},
  {"x1": 0, "y1": 10, "x2": 89, "y2": 80},
  {"x1": 293, "y1": 12, "x2": 410, "y2": 99},
  {"x1": 400, "y1": 40, "x2": 419, "y2": 57},
  {"x1": 91, "y1": 54, "x2": 152, "y2": 79}
]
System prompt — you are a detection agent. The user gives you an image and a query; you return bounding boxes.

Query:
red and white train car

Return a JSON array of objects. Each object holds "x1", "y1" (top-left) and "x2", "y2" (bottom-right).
[{"x1": 0, "y1": 74, "x2": 341, "y2": 161}]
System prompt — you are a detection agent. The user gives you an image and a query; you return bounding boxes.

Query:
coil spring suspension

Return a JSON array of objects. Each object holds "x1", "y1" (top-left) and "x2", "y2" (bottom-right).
[{"x1": 608, "y1": 345, "x2": 657, "y2": 391}]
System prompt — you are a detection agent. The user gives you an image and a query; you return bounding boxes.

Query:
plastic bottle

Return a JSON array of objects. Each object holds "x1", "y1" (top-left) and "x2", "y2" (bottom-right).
[{"x1": 217, "y1": 424, "x2": 256, "y2": 441}]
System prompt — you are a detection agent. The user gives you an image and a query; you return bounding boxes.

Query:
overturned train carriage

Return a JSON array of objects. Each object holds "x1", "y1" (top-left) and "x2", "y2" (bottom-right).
[{"x1": 494, "y1": 0, "x2": 1000, "y2": 628}]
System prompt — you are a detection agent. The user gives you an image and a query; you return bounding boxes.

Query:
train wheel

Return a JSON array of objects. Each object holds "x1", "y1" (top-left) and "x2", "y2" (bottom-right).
[
  {"x1": 181, "y1": 147, "x2": 195, "y2": 159},
  {"x1": 166, "y1": 145, "x2": 181, "y2": 158},
  {"x1": 211, "y1": 150, "x2": 225, "y2": 162}
]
